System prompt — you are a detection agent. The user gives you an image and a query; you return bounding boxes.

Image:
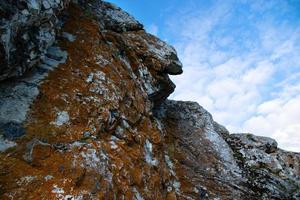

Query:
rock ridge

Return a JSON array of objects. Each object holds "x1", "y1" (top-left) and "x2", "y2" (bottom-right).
[{"x1": 0, "y1": 1, "x2": 299, "y2": 199}]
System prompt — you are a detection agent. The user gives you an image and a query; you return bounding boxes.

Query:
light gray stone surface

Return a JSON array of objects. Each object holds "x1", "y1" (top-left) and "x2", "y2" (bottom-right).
[{"x1": 0, "y1": 0, "x2": 69, "y2": 81}]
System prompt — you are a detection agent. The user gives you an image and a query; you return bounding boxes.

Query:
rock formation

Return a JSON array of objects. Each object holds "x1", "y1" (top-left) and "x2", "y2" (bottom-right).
[{"x1": 0, "y1": 1, "x2": 299, "y2": 199}]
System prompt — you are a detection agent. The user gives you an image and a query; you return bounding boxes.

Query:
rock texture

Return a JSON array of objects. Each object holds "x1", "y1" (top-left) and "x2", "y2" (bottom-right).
[
  {"x1": 0, "y1": 0, "x2": 70, "y2": 81},
  {"x1": 158, "y1": 101, "x2": 300, "y2": 199},
  {"x1": 0, "y1": 1, "x2": 299, "y2": 200}
]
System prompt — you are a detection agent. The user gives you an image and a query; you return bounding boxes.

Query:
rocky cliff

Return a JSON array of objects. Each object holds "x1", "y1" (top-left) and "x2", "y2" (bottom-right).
[{"x1": 0, "y1": 1, "x2": 299, "y2": 199}]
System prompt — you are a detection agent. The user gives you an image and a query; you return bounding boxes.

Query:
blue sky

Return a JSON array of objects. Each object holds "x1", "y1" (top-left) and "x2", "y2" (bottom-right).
[{"x1": 108, "y1": 0, "x2": 300, "y2": 152}]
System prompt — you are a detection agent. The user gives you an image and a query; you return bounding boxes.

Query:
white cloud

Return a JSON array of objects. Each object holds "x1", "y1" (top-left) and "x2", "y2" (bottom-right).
[
  {"x1": 241, "y1": 60, "x2": 274, "y2": 85},
  {"x1": 169, "y1": 0, "x2": 300, "y2": 152},
  {"x1": 243, "y1": 95, "x2": 300, "y2": 152}
]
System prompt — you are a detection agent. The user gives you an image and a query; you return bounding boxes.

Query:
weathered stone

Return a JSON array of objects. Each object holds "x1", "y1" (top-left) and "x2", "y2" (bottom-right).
[
  {"x1": 0, "y1": 45, "x2": 67, "y2": 144},
  {"x1": 23, "y1": 139, "x2": 52, "y2": 165},
  {"x1": 226, "y1": 133, "x2": 300, "y2": 199},
  {"x1": 62, "y1": 32, "x2": 76, "y2": 42},
  {"x1": 0, "y1": 122, "x2": 26, "y2": 139},
  {"x1": 0, "y1": 1, "x2": 299, "y2": 200},
  {"x1": 42, "y1": 0, "x2": 52, "y2": 10},
  {"x1": 89, "y1": 1, "x2": 143, "y2": 32},
  {"x1": 0, "y1": 0, "x2": 69, "y2": 81},
  {"x1": 158, "y1": 100, "x2": 245, "y2": 199},
  {"x1": 0, "y1": 135, "x2": 16, "y2": 152},
  {"x1": 52, "y1": 111, "x2": 70, "y2": 126},
  {"x1": 228, "y1": 133, "x2": 278, "y2": 153}
]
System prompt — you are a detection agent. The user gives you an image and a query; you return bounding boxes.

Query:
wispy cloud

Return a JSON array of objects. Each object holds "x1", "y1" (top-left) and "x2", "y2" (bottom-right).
[{"x1": 168, "y1": 0, "x2": 300, "y2": 151}]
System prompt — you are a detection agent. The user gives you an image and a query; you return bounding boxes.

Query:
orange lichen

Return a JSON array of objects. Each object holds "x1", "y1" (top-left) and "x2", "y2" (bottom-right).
[{"x1": 0, "y1": 3, "x2": 179, "y2": 200}]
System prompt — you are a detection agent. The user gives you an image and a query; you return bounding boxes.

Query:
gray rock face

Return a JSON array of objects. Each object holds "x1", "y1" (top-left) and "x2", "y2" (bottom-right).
[
  {"x1": 89, "y1": 0, "x2": 143, "y2": 32},
  {"x1": 158, "y1": 100, "x2": 300, "y2": 199},
  {"x1": 0, "y1": 135, "x2": 16, "y2": 152},
  {"x1": 227, "y1": 133, "x2": 300, "y2": 199},
  {"x1": 228, "y1": 133, "x2": 278, "y2": 154},
  {"x1": 158, "y1": 100, "x2": 246, "y2": 199},
  {"x1": 0, "y1": 45, "x2": 67, "y2": 147},
  {"x1": 0, "y1": 0, "x2": 69, "y2": 81},
  {"x1": 161, "y1": 100, "x2": 239, "y2": 171}
]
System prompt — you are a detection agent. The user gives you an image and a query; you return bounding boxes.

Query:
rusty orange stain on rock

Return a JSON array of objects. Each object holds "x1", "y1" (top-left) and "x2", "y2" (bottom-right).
[{"x1": 0, "y1": 3, "x2": 180, "y2": 199}]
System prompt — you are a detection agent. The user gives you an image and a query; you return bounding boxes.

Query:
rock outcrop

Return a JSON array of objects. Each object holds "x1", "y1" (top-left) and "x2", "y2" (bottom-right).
[
  {"x1": 158, "y1": 100, "x2": 300, "y2": 199},
  {"x1": 0, "y1": 0, "x2": 70, "y2": 81},
  {"x1": 0, "y1": 1, "x2": 299, "y2": 199}
]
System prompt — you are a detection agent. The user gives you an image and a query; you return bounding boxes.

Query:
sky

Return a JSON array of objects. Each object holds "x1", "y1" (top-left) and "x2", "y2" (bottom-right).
[{"x1": 107, "y1": 0, "x2": 300, "y2": 152}]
